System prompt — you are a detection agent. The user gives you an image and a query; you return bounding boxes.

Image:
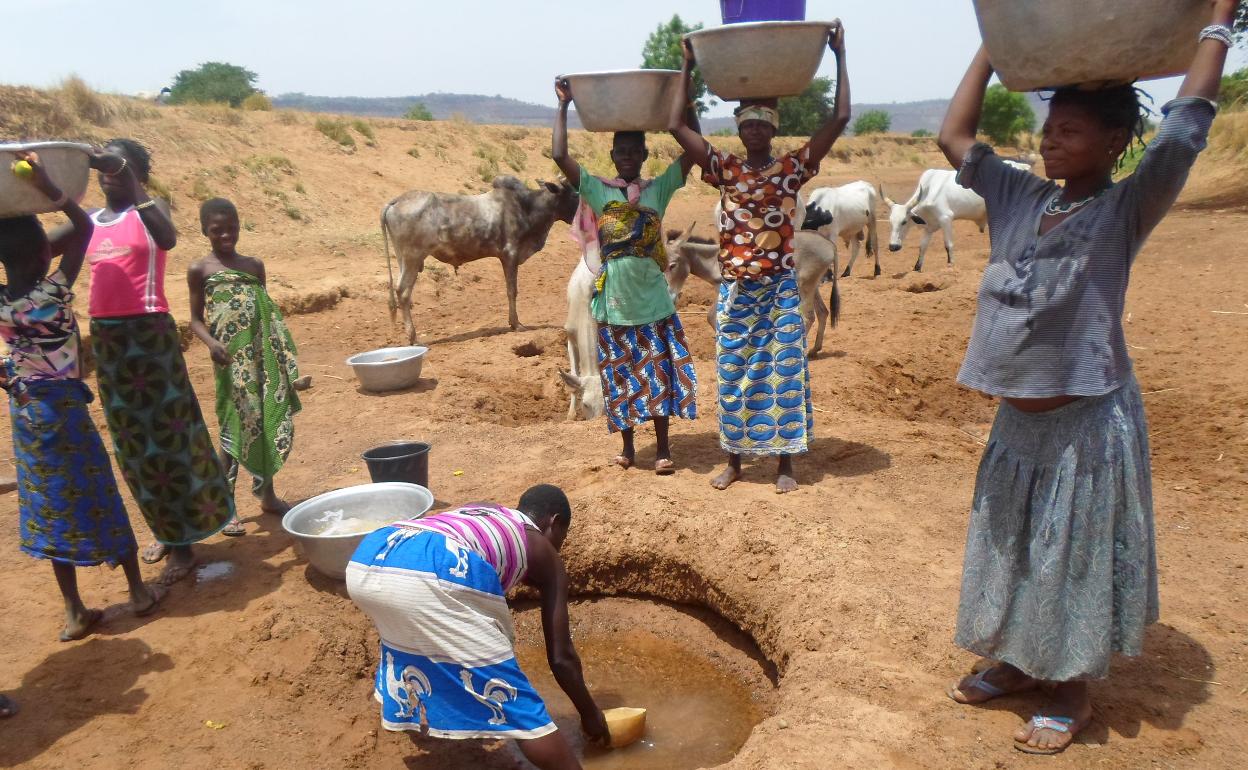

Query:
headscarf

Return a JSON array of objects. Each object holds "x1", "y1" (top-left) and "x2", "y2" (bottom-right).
[{"x1": 735, "y1": 105, "x2": 780, "y2": 129}]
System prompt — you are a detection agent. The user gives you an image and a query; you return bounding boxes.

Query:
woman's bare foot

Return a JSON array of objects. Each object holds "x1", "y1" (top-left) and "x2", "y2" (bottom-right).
[
  {"x1": 613, "y1": 453, "x2": 633, "y2": 470},
  {"x1": 654, "y1": 458, "x2": 676, "y2": 476},
  {"x1": 131, "y1": 583, "x2": 167, "y2": 617},
  {"x1": 776, "y1": 455, "x2": 798, "y2": 494},
  {"x1": 59, "y1": 607, "x2": 103, "y2": 642},
  {"x1": 141, "y1": 541, "x2": 168, "y2": 564},
  {"x1": 1014, "y1": 682, "x2": 1092, "y2": 755},
  {"x1": 711, "y1": 465, "x2": 740, "y2": 490},
  {"x1": 949, "y1": 663, "x2": 1037, "y2": 704}
]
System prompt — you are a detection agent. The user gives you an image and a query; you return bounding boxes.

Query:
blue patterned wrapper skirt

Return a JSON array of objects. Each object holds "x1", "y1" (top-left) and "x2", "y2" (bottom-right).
[
  {"x1": 715, "y1": 272, "x2": 813, "y2": 456},
  {"x1": 346, "y1": 526, "x2": 556, "y2": 740},
  {"x1": 596, "y1": 313, "x2": 697, "y2": 433},
  {"x1": 955, "y1": 375, "x2": 1158, "y2": 681},
  {"x1": 11, "y1": 378, "x2": 138, "y2": 566}
]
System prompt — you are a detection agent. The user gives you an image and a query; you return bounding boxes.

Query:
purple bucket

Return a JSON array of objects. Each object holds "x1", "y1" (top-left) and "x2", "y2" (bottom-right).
[{"x1": 720, "y1": 0, "x2": 806, "y2": 24}]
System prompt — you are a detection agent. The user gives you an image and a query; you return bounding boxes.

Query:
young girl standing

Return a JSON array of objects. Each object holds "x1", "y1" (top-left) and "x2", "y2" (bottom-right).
[
  {"x1": 938, "y1": 0, "x2": 1240, "y2": 754},
  {"x1": 1, "y1": 150, "x2": 161, "y2": 640}
]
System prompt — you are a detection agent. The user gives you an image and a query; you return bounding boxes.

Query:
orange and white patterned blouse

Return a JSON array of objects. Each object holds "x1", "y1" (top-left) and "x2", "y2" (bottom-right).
[{"x1": 701, "y1": 143, "x2": 819, "y2": 281}]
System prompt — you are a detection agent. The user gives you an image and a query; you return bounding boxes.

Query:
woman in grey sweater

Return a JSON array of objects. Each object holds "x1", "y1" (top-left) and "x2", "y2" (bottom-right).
[{"x1": 936, "y1": 0, "x2": 1241, "y2": 755}]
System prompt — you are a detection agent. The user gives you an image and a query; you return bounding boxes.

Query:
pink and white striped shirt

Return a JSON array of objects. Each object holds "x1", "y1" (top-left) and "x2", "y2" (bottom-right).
[
  {"x1": 398, "y1": 505, "x2": 537, "y2": 591},
  {"x1": 85, "y1": 208, "x2": 170, "y2": 318}
]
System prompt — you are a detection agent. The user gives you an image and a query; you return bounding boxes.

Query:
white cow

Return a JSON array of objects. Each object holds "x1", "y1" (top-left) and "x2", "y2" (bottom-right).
[
  {"x1": 804, "y1": 180, "x2": 880, "y2": 277},
  {"x1": 558, "y1": 258, "x2": 604, "y2": 421},
  {"x1": 883, "y1": 160, "x2": 1032, "y2": 272},
  {"x1": 665, "y1": 228, "x2": 841, "y2": 357}
]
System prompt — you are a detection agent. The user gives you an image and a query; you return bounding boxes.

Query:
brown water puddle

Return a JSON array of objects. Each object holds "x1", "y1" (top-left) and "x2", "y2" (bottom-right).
[{"x1": 512, "y1": 598, "x2": 772, "y2": 770}]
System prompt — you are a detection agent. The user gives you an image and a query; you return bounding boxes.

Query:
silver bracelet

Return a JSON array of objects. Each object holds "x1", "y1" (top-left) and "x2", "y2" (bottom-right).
[{"x1": 1199, "y1": 24, "x2": 1233, "y2": 48}]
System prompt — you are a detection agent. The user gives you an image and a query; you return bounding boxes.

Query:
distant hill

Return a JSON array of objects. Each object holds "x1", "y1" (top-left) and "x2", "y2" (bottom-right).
[{"x1": 273, "y1": 91, "x2": 1050, "y2": 136}]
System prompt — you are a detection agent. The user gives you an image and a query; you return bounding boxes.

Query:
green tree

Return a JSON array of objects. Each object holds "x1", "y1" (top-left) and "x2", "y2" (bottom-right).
[
  {"x1": 911, "y1": 128, "x2": 934, "y2": 138},
  {"x1": 641, "y1": 14, "x2": 713, "y2": 116},
  {"x1": 853, "y1": 109, "x2": 892, "y2": 136},
  {"x1": 168, "y1": 62, "x2": 258, "y2": 107},
  {"x1": 1236, "y1": 7, "x2": 1247, "y2": 43},
  {"x1": 979, "y1": 84, "x2": 1035, "y2": 145},
  {"x1": 405, "y1": 103, "x2": 434, "y2": 121},
  {"x1": 776, "y1": 77, "x2": 832, "y2": 137},
  {"x1": 1220, "y1": 66, "x2": 1248, "y2": 109}
]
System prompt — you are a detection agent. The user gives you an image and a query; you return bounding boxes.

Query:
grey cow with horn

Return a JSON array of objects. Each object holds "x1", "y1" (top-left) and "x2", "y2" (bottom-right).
[{"x1": 381, "y1": 176, "x2": 578, "y2": 343}]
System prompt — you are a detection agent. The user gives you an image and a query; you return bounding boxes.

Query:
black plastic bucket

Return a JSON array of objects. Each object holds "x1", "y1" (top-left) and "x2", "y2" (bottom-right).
[{"x1": 362, "y1": 442, "x2": 430, "y2": 488}]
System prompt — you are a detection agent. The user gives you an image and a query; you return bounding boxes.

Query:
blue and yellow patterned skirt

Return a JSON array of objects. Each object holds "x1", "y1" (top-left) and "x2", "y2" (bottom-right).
[
  {"x1": 596, "y1": 313, "x2": 697, "y2": 433},
  {"x1": 715, "y1": 272, "x2": 813, "y2": 456},
  {"x1": 11, "y1": 378, "x2": 138, "y2": 566}
]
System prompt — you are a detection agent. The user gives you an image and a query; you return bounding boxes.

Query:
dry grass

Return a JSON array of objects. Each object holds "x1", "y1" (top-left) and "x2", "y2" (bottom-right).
[
  {"x1": 1209, "y1": 108, "x2": 1248, "y2": 158},
  {"x1": 315, "y1": 118, "x2": 355, "y2": 148},
  {"x1": 276, "y1": 110, "x2": 301, "y2": 126},
  {"x1": 502, "y1": 143, "x2": 527, "y2": 172},
  {"x1": 242, "y1": 93, "x2": 273, "y2": 112},
  {"x1": 54, "y1": 76, "x2": 157, "y2": 126},
  {"x1": 351, "y1": 119, "x2": 376, "y2": 147},
  {"x1": 185, "y1": 103, "x2": 243, "y2": 126}
]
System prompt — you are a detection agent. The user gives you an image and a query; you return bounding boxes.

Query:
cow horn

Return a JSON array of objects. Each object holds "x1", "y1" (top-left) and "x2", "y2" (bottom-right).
[{"x1": 879, "y1": 183, "x2": 895, "y2": 207}]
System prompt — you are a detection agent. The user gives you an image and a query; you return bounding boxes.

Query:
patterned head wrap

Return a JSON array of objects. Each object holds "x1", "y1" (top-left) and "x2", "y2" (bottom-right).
[{"x1": 735, "y1": 105, "x2": 779, "y2": 129}]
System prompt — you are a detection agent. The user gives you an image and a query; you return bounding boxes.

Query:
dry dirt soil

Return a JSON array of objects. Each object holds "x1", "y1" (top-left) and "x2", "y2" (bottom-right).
[{"x1": 0, "y1": 101, "x2": 1246, "y2": 769}]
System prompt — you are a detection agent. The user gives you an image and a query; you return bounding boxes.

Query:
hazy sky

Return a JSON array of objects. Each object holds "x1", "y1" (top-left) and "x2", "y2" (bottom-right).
[{"x1": 7, "y1": 1, "x2": 1245, "y2": 117}]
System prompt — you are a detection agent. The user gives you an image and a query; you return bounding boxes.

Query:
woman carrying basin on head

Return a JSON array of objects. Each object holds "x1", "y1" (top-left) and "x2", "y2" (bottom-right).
[
  {"x1": 938, "y1": 0, "x2": 1240, "y2": 755},
  {"x1": 552, "y1": 80, "x2": 699, "y2": 475},
  {"x1": 669, "y1": 23, "x2": 850, "y2": 494},
  {"x1": 347, "y1": 484, "x2": 608, "y2": 770}
]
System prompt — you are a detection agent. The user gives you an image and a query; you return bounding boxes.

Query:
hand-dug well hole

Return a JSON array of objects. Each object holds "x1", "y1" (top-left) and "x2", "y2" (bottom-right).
[
  {"x1": 511, "y1": 597, "x2": 775, "y2": 769},
  {"x1": 512, "y1": 341, "x2": 543, "y2": 357}
]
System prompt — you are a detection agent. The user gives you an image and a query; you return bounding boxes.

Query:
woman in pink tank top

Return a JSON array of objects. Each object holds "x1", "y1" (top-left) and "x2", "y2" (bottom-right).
[{"x1": 76, "y1": 139, "x2": 235, "y2": 584}]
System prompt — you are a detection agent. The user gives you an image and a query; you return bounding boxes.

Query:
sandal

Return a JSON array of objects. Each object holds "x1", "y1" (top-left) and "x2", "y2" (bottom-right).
[
  {"x1": 221, "y1": 518, "x2": 246, "y2": 537},
  {"x1": 141, "y1": 542, "x2": 169, "y2": 564},
  {"x1": 59, "y1": 608, "x2": 103, "y2": 642},
  {"x1": 1014, "y1": 714, "x2": 1087, "y2": 755},
  {"x1": 132, "y1": 584, "x2": 167, "y2": 617},
  {"x1": 654, "y1": 458, "x2": 675, "y2": 476},
  {"x1": 612, "y1": 455, "x2": 633, "y2": 470},
  {"x1": 948, "y1": 667, "x2": 1036, "y2": 705}
]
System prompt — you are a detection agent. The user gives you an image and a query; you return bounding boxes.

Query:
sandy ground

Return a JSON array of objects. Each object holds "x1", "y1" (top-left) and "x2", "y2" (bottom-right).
[{"x1": 0, "y1": 106, "x2": 1246, "y2": 769}]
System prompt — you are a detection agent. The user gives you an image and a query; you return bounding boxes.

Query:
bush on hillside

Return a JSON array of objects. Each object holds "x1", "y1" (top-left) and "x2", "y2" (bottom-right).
[
  {"x1": 1220, "y1": 67, "x2": 1248, "y2": 110},
  {"x1": 169, "y1": 62, "x2": 259, "y2": 107},
  {"x1": 351, "y1": 119, "x2": 377, "y2": 146},
  {"x1": 853, "y1": 110, "x2": 891, "y2": 136},
  {"x1": 242, "y1": 92, "x2": 272, "y2": 111},
  {"x1": 979, "y1": 84, "x2": 1035, "y2": 145},
  {"x1": 777, "y1": 77, "x2": 833, "y2": 137},
  {"x1": 405, "y1": 103, "x2": 434, "y2": 121},
  {"x1": 316, "y1": 118, "x2": 355, "y2": 148},
  {"x1": 911, "y1": 128, "x2": 934, "y2": 138}
]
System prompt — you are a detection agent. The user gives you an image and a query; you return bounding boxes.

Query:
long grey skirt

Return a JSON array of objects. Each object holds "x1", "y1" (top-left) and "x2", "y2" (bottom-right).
[{"x1": 954, "y1": 375, "x2": 1158, "y2": 681}]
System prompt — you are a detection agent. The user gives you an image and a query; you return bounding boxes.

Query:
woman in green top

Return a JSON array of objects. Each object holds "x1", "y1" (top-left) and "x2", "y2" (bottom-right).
[{"x1": 553, "y1": 77, "x2": 699, "y2": 475}]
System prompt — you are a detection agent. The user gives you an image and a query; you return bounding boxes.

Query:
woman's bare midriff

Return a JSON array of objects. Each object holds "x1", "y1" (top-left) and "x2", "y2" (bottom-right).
[{"x1": 1005, "y1": 395, "x2": 1082, "y2": 413}]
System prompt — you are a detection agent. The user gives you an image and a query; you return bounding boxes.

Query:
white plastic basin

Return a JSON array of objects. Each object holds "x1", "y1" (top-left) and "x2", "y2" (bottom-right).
[
  {"x1": 564, "y1": 70, "x2": 682, "y2": 133},
  {"x1": 0, "y1": 142, "x2": 93, "y2": 218},
  {"x1": 346, "y1": 345, "x2": 427, "y2": 392},
  {"x1": 974, "y1": 0, "x2": 1209, "y2": 91},
  {"x1": 686, "y1": 21, "x2": 835, "y2": 100}
]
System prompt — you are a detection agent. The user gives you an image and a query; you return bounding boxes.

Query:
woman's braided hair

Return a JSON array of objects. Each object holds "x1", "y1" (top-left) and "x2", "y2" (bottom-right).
[{"x1": 1045, "y1": 85, "x2": 1154, "y2": 169}]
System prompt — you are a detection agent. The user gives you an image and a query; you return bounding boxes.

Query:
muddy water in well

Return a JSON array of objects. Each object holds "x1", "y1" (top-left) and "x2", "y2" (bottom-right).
[{"x1": 512, "y1": 599, "x2": 772, "y2": 770}]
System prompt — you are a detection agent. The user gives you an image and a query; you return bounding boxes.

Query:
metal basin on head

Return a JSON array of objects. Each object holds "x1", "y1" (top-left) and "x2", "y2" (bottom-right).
[
  {"x1": 0, "y1": 142, "x2": 93, "y2": 217},
  {"x1": 686, "y1": 21, "x2": 835, "y2": 101},
  {"x1": 563, "y1": 70, "x2": 683, "y2": 133}
]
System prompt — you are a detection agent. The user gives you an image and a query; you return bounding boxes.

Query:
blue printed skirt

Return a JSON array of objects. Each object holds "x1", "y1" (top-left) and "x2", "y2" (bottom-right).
[
  {"x1": 345, "y1": 526, "x2": 556, "y2": 740},
  {"x1": 12, "y1": 378, "x2": 138, "y2": 566},
  {"x1": 596, "y1": 313, "x2": 697, "y2": 433},
  {"x1": 715, "y1": 272, "x2": 813, "y2": 455},
  {"x1": 955, "y1": 376, "x2": 1158, "y2": 681}
]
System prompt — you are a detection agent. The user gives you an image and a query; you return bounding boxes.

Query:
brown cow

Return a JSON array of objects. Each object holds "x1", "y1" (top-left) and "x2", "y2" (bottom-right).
[{"x1": 381, "y1": 176, "x2": 578, "y2": 343}]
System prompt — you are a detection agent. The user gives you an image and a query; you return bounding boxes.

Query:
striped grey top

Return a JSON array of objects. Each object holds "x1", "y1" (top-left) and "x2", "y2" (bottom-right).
[{"x1": 956, "y1": 97, "x2": 1216, "y2": 399}]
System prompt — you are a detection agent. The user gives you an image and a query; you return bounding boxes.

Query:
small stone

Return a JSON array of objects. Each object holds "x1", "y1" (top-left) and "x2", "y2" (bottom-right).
[
  {"x1": 777, "y1": 718, "x2": 789, "y2": 729},
  {"x1": 0, "y1": 476, "x2": 15, "y2": 495},
  {"x1": 292, "y1": 375, "x2": 313, "y2": 391}
]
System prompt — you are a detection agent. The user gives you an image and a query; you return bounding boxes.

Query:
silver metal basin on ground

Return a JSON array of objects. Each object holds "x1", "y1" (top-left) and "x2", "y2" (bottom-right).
[
  {"x1": 346, "y1": 345, "x2": 427, "y2": 392},
  {"x1": 973, "y1": 0, "x2": 1207, "y2": 91},
  {"x1": 0, "y1": 142, "x2": 92, "y2": 217},
  {"x1": 282, "y1": 482, "x2": 434, "y2": 580},
  {"x1": 686, "y1": 21, "x2": 834, "y2": 101},
  {"x1": 563, "y1": 70, "x2": 683, "y2": 133}
]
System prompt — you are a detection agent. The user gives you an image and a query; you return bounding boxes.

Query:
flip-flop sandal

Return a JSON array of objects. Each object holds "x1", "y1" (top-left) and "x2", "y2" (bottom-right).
[
  {"x1": 58, "y1": 608, "x2": 103, "y2": 642},
  {"x1": 132, "y1": 584, "x2": 168, "y2": 617},
  {"x1": 613, "y1": 455, "x2": 633, "y2": 470},
  {"x1": 158, "y1": 559, "x2": 198, "y2": 586},
  {"x1": 141, "y1": 542, "x2": 169, "y2": 564},
  {"x1": 949, "y1": 668, "x2": 1036, "y2": 704},
  {"x1": 0, "y1": 695, "x2": 17, "y2": 718},
  {"x1": 221, "y1": 518, "x2": 246, "y2": 537},
  {"x1": 654, "y1": 459, "x2": 676, "y2": 476},
  {"x1": 1014, "y1": 715, "x2": 1083, "y2": 755}
]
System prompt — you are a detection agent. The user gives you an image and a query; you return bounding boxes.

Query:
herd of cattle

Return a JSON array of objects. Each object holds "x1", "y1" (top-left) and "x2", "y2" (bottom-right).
[{"x1": 380, "y1": 159, "x2": 1035, "y2": 419}]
